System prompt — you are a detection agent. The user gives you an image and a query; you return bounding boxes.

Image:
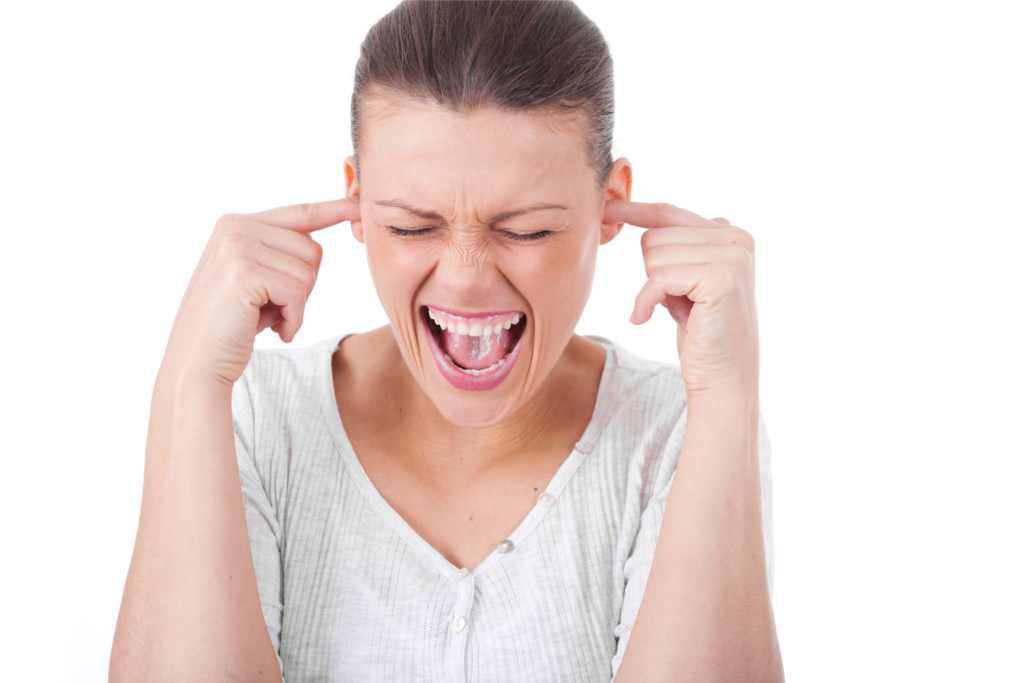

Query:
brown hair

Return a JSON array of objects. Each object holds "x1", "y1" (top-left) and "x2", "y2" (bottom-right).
[{"x1": 351, "y1": 0, "x2": 614, "y2": 185}]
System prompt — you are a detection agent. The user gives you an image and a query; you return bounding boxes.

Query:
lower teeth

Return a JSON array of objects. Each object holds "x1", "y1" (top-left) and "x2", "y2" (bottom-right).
[{"x1": 444, "y1": 353, "x2": 509, "y2": 375}]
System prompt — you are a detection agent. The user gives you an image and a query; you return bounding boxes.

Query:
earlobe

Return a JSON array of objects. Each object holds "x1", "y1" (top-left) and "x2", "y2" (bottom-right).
[
  {"x1": 599, "y1": 200, "x2": 622, "y2": 244},
  {"x1": 351, "y1": 220, "x2": 365, "y2": 243},
  {"x1": 599, "y1": 223, "x2": 621, "y2": 245},
  {"x1": 344, "y1": 155, "x2": 365, "y2": 243}
]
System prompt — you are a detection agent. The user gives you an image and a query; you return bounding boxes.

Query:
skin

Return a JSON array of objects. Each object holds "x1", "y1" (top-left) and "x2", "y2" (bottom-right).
[
  {"x1": 332, "y1": 95, "x2": 625, "y2": 570},
  {"x1": 109, "y1": 91, "x2": 782, "y2": 682},
  {"x1": 348, "y1": 94, "x2": 618, "y2": 427}
]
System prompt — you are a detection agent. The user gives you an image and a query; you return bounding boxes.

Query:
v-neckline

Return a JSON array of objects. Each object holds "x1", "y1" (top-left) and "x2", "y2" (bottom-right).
[{"x1": 318, "y1": 333, "x2": 619, "y2": 580}]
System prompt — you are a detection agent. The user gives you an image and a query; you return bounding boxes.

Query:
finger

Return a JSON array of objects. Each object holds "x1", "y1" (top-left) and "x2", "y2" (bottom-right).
[
  {"x1": 250, "y1": 242, "x2": 318, "y2": 299},
  {"x1": 640, "y1": 225, "x2": 755, "y2": 253},
  {"x1": 603, "y1": 199, "x2": 716, "y2": 230},
  {"x1": 246, "y1": 264, "x2": 309, "y2": 343},
  {"x1": 631, "y1": 263, "x2": 716, "y2": 325},
  {"x1": 642, "y1": 243, "x2": 753, "y2": 276},
  {"x1": 710, "y1": 217, "x2": 731, "y2": 225},
  {"x1": 664, "y1": 296, "x2": 694, "y2": 329},
  {"x1": 217, "y1": 215, "x2": 324, "y2": 271},
  {"x1": 241, "y1": 197, "x2": 361, "y2": 234},
  {"x1": 257, "y1": 302, "x2": 283, "y2": 334}
]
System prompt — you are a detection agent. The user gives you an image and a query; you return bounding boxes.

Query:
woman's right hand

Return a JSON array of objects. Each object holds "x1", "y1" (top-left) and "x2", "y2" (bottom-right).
[
  {"x1": 164, "y1": 198, "x2": 361, "y2": 389},
  {"x1": 112, "y1": 198, "x2": 359, "y2": 682}
]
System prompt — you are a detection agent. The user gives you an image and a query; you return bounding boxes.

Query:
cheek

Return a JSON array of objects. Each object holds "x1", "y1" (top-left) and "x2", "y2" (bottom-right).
[
  {"x1": 364, "y1": 226, "x2": 437, "y2": 303},
  {"x1": 505, "y1": 231, "x2": 598, "y2": 320}
]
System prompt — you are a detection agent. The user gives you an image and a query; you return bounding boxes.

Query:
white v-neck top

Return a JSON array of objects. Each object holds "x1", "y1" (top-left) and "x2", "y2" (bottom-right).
[{"x1": 233, "y1": 335, "x2": 774, "y2": 683}]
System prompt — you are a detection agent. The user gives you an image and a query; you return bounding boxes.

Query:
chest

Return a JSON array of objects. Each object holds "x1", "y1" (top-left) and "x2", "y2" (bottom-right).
[
  {"x1": 277, "y1": 468, "x2": 623, "y2": 683},
  {"x1": 350, "y1": 436, "x2": 575, "y2": 572},
  {"x1": 329, "y1": 333, "x2": 606, "y2": 573}
]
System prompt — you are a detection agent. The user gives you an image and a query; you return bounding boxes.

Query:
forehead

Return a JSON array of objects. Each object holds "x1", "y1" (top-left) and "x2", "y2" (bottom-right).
[{"x1": 356, "y1": 93, "x2": 594, "y2": 209}]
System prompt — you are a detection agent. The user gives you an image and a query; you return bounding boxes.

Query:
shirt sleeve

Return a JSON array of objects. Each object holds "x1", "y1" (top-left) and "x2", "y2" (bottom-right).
[
  {"x1": 232, "y1": 372, "x2": 287, "y2": 680},
  {"x1": 609, "y1": 411, "x2": 776, "y2": 680}
]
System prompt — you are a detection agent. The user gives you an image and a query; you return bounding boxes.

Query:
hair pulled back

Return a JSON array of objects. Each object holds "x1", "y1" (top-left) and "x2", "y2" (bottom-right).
[{"x1": 351, "y1": 0, "x2": 614, "y2": 185}]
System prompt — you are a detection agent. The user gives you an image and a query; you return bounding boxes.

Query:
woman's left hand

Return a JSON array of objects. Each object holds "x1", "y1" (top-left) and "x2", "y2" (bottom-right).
[{"x1": 603, "y1": 200, "x2": 759, "y2": 397}]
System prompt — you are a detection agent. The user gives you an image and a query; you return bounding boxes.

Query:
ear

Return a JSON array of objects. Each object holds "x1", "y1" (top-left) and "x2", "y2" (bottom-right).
[
  {"x1": 344, "y1": 155, "x2": 365, "y2": 244},
  {"x1": 601, "y1": 157, "x2": 632, "y2": 245}
]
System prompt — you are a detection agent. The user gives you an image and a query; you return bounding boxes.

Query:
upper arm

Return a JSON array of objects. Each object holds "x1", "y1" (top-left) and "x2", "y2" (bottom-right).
[{"x1": 233, "y1": 375, "x2": 286, "y2": 678}]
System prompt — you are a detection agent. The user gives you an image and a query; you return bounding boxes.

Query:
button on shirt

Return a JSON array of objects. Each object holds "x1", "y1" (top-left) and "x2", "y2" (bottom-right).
[{"x1": 233, "y1": 335, "x2": 775, "y2": 683}]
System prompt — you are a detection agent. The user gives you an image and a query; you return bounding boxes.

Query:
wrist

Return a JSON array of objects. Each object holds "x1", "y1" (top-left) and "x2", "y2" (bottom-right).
[
  {"x1": 679, "y1": 351, "x2": 759, "y2": 402},
  {"x1": 155, "y1": 356, "x2": 235, "y2": 406},
  {"x1": 684, "y1": 384, "x2": 760, "y2": 449},
  {"x1": 685, "y1": 378, "x2": 758, "y2": 410}
]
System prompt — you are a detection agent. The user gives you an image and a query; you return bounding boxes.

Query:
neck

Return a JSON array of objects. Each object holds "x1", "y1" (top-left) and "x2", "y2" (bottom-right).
[{"x1": 335, "y1": 326, "x2": 605, "y2": 479}]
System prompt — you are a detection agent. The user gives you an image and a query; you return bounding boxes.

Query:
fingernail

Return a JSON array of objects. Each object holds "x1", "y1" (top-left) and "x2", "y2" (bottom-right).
[{"x1": 629, "y1": 311, "x2": 637, "y2": 324}]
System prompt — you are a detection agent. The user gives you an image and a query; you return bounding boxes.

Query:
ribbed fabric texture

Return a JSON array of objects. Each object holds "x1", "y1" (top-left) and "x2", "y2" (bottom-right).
[{"x1": 233, "y1": 335, "x2": 774, "y2": 683}]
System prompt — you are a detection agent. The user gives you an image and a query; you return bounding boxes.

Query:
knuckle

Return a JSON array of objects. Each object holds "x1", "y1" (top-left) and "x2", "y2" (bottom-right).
[
  {"x1": 644, "y1": 248, "x2": 667, "y2": 272},
  {"x1": 223, "y1": 256, "x2": 255, "y2": 288},
  {"x1": 301, "y1": 263, "x2": 317, "y2": 290},
  {"x1": 214, "y1": 233, "x2": 249, "y2": 259},
  {"x1": 654, "y1": 203, "x2": 677, "y2": 226},
  {"x1": 648, "y1": 266, "x2": 670, "y2": 287},
  {"x1": 640, "y1": 228, "x2": 667, "y2": 251},
  {"x1": 737, "y1": 245, "x2": 755, "y2": 271},
  {"x1": 725, "y1": 226, "x2": 755, "y2": 252},
  {"x1": 214, "y1": 213, "x2": 241, "y2": 235},
  {"x1": 713, "y1": 263, "x2": 740, "y2": 289},
  {"x1": 293, "y1": 203, "x2": 320, "y2": 221},
  {"x1": 307, "y1": 238, "x2": 324, "y2": 266},
  {"x1": 642, "y1": 247, "x2": 656, "y2": 267},
  {"x1": 640, "y1": 229, "x2": 653, "y2": 250},
  {"x1": 288, "y1": 278, "x2": 307, "y2": 303},
  {"x1": 726, "y1": 244, "x2": 753, "y2": 268}
]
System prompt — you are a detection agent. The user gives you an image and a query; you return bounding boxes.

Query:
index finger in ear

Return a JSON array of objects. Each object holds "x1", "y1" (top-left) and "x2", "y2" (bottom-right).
[
  {"x1": 243, "y1": 197, "x2": 361, "y2": 234},
  {"x1": 603, "y1": 199, "x2": 715, "y2": 230}
]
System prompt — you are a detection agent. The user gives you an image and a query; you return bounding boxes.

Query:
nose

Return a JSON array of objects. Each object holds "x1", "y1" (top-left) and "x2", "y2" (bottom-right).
[{"x1": 434, "y1": 241, "x2": 502, "y2": 304}]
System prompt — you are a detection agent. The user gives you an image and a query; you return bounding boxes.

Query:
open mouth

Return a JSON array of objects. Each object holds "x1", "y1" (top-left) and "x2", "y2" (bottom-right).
[{"x1": 420, "y1": 305, "x2": 527, "y2": 390}]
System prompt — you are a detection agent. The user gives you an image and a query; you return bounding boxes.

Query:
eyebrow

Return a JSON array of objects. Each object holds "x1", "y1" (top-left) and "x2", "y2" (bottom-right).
[
  {"x1": 373, "y1": 200, "x2": 444, "y2": 221},
  {"x1": 490, "y1": 204, "x2": 570, "y2": 224},
  {"x1": 373, "y1": 200, "x2": 570, "y2": 224}
]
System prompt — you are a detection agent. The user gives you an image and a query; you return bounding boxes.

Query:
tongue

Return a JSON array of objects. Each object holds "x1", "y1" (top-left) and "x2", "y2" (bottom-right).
[{"x1": 441, "y1": 325, "x2": 514, "y2": 370}]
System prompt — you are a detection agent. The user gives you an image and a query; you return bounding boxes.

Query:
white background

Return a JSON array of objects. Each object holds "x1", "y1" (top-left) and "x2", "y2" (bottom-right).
[{"x1": 1, "y1": 0, "x2": 1021, "y2": 680}]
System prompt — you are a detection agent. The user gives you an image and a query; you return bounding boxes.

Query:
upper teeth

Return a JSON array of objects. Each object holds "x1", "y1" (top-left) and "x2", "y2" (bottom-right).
[{"x1": 427, "y1": 308, "x2": 522, "y2": 336}]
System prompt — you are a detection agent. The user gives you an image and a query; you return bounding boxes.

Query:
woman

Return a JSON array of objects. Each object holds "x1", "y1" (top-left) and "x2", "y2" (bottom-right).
[{"x1": 110, "y1": 1, "x2": 782, "y2": 681}]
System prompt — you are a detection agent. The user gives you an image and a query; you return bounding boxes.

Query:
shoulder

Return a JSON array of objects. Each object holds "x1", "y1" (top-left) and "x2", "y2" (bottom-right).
[
  {"x1": 591, "y1": 336, "x2": 688, "y2": 428},
  {"x1": 584, "y1": 336, "x2": 689, "y2": 489},
  {"x1": 569, "y1": 338, "x2": 691, "y2": 532},
  {"x1": 232, "y1": 335, "x2": 344, "y2": 428}
]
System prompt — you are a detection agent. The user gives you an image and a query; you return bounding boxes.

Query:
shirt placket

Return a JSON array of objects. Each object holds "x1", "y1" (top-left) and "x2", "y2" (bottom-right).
[{"x1": 447, "y1": 567, "x2": 476, "y2": 683}]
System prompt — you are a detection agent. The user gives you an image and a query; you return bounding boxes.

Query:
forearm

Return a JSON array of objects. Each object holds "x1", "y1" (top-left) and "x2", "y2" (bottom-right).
[
  {"x1": 615, "y1": 388, "x2": 782, "y2": 683},
  {"x1": 110, "y1": 363, "x2": 280, "y2": 682}
]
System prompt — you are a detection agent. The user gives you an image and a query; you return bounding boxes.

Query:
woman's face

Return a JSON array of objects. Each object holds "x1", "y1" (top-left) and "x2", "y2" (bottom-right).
[{"x1": 345, "y1": 93, "x2": 629, "y2": 429}]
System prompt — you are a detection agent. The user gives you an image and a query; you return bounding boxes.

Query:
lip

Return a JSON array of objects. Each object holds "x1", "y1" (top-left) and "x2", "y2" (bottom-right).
[{"x1": 421, "y1": 307, "x2": 526, "y2": 392}]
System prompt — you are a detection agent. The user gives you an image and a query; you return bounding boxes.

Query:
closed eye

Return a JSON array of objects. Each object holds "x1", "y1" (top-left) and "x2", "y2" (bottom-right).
[
  {"x1": 388, "y1": 226, "x2": 552, "y2": 242},
  {"x1": 503, "y1": 230, "x2": 552, "y2": 242},
  {"x1": 387, "y1": 226, "x2": 439, "y2": 237}
]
